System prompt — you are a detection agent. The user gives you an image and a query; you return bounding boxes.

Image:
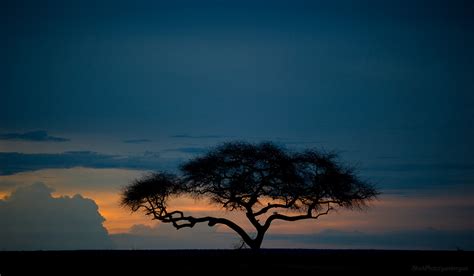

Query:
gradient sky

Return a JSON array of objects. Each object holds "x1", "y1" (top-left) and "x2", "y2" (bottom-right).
[{"x1": 1, "y1": 0, "x2": 473, "y2": 250}]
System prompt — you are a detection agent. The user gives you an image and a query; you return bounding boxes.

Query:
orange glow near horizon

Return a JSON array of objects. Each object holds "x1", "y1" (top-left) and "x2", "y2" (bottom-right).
[
  {"x1": 50, "y1": 191, "x2": 474, "y2": 235},
  {"x1": 0, "y1": 191, "x2": 8, "y2": 200},
  {"x1": 83, "y1": 191, "x2": 474, "y2": 235},
  {"x1": 1, "y1": 167, "x2": 473, "y2": 236}
]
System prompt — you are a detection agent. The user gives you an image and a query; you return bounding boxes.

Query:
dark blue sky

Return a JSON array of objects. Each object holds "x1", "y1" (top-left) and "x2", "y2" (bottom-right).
[
  {"x1": 2, "y1": 0, "x2": 474, "y2": 190},
  {"x1": 2, "y1": 0, "x2": 474, "y2": 183}
]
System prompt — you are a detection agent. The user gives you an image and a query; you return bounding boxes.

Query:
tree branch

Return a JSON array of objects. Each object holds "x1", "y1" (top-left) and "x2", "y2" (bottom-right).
[
  {"x1": 244, "y1": 205, "x2": 263, "y2": 231},
  {"x1": 150, "y1": 208, "x2": 255, "y2": 248},
  {"x1": 262, "y1": 202, "x2": 333, "y2": 231},
  {"x1": 253, "y1": 198, "x2": 298, "y2": 216}
]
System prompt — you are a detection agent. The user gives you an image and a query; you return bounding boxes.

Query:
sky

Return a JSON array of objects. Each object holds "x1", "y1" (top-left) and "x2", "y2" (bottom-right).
[{"x1": 1, "y1": 0, "x2": 473, "y2": 250}]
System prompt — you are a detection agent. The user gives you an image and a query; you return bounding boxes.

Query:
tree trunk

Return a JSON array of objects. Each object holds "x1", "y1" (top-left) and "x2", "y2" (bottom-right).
[{"x1": 247, "y1": 231, "x2": 265, "y2": 250}]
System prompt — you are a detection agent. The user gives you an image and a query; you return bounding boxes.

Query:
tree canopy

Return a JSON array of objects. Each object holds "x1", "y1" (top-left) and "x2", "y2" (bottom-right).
[{"x1": 121, "y1": 141, "x2": 378, "y2": 249}]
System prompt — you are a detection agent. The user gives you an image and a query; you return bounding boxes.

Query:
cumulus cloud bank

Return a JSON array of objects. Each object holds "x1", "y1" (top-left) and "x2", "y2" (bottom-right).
[{"x1": 0, "y1": 182, "x2": 113, "y2": 250}]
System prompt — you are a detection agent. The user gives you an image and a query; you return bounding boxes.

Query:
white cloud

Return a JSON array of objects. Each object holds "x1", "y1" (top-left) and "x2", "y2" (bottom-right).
[{"x1": 0, "y1": 182, "x2": 113, "y2": 250}]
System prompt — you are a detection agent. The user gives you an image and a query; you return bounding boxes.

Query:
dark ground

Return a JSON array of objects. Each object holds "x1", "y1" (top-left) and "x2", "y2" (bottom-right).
[{"x1": 0, "y1": 249, "x2": 472, "y2": 275}]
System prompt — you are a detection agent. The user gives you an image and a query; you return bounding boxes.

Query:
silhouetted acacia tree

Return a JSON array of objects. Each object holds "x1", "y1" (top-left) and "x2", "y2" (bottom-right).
[{"x1": 121, "y1": 142, "x2": 378, "y2": 250}]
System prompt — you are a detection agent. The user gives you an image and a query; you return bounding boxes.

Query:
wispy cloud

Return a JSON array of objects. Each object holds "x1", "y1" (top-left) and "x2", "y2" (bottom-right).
[
  {"x1": 0, "y1": 151, "x2": 175, "y2": 175},
  {"x1": 112, "y1": 224, "x2": 474, "y2": 250},
  {"x1": 266, "y1": 228, "x2": 474, "y2": 250},
  {"x1": 123, "y1": 139, "x2": 152, "y2": 144},
  {"x1": 365, "y1": 163, "x2": 474, "y2": 173},
  {"x1": 164, "y1": 147, "x2": 208, "y2": 154},
  {"x1": 374, "y1": 155, "x2": 401, "y2": 160},
  {"x1": 171, "y1": 134, "x2": 225, "y2": 139},
  {"x1": 112, "y1": 223, "x2": 235, "y2": 249},
  {"x1": 0, "y1": 130, "x2": 70, "y2": 142}
]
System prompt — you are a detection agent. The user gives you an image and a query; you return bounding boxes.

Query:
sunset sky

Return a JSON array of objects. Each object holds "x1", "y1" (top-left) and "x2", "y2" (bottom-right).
[{"x1": 1, "y1": 0, "x2": 473, "y2": 250}]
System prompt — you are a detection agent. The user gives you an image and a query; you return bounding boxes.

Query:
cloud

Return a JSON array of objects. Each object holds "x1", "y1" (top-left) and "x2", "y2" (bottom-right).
[
  {"x1": 111, "y1": 223, "x2": 239, "y2": 249},
  {"x1": 123, "y1": 139, "x2": 152, "y2": 144},
  {"x1": 0, "y1": 151, "x2": 177, "y2": 175},
  {"x1": 0, "y1": 180, "x2": 17, "y2": 190},
  {"x1": 111, "y1": 224, "x2": 474, "y2": 250},
  {"x1": 265, "y1": 228, "x2": 474, "y2": 250},
  {"x1": 171, "y1": 134, "x2": 225, "y2": 139},
  {"x1": 281, "y1": 141, "x2": 324, "y2": 145},
  {"x1": 0, "y1": 182, "x2": 113, "y2": 250},
  {"x1": 361, "y1": 161, "x2": 474, "y2": 190},
  {"x1": 0, "y1": 168, "x2": 156, "y2": 234},
  {"x1": 0, "y1": 130, "x2": 69, "y2": 142},
  {"x1": 164, "y1": 147, "x2": 208, "y2": 154},
  {"x1": 374, "y1": 155, "x2": 401, "y2": 160},
  {"x1": 366, "y1": 163, "x2": 474, "y2": 173}
]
